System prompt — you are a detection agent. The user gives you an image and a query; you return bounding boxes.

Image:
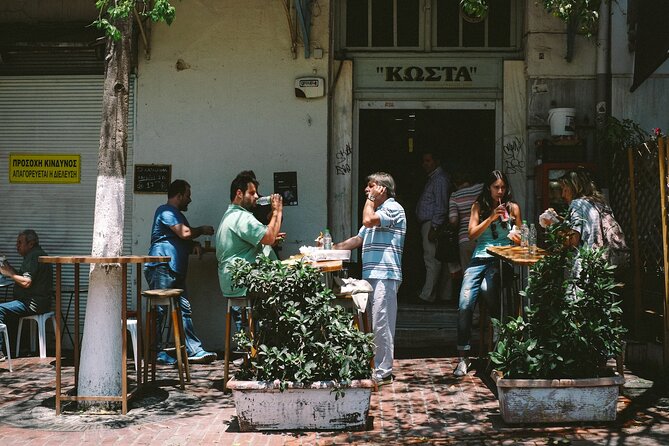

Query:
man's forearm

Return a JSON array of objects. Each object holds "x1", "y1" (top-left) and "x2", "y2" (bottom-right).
[{"x1": 334, "y1": 236, "x2": 362, "y2": 251}]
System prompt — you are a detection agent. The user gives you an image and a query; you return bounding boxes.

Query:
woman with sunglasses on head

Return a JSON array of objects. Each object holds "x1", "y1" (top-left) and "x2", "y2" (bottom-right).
[{"x1": 454, "y1": 170, "x2": 521, "y2": 377}]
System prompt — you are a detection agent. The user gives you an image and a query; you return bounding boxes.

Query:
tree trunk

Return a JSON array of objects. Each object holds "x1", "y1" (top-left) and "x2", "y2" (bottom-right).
[{"x1": 78, "y1": 15, "x2": 133, "y2": 406}]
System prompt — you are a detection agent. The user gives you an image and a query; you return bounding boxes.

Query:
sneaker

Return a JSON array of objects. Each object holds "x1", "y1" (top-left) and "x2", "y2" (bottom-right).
[
  {"x1": 156, "y1": 351, "x2": 177, "y2": 365},
  {"x1": 453, "y1": 358, "x2": 470, "y2": 377},
  {"x1": 188, "y1": 350, "x2": 217, "y2": 364},
  {"x1": 0, "y1": 350, "x2": 5, "y2": 362},
  {"x1": 374, "y1": 374, "x2": 394, "y2": 386}
]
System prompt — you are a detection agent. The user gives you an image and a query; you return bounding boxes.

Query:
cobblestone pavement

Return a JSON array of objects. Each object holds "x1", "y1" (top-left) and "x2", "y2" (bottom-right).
[{"x1": 1, "y1": 354, "x2": 668, "y2": 445}]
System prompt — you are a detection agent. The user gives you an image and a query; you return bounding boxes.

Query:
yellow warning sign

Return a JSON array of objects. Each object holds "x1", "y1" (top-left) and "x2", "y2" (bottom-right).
[{"x1": 9, "y1": 153, "x2": 81, "y2": 184}]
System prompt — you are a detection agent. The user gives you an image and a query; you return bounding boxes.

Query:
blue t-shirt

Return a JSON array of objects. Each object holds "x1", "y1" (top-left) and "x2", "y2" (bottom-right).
[
  {"x1": 357, "y1": 198, "x2": 406, "y2": 281},
  {"x1": 146, "y1": 204, "x2": 193, "y2": 275}
]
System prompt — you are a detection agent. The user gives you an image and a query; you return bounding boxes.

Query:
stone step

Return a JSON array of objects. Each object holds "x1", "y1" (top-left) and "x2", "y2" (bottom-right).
[{"x1": 394, "y1": 304, "x2": 484, "y2": 349}]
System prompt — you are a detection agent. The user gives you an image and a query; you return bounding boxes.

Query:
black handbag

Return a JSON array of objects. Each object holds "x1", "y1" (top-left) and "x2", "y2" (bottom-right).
[{"x1": 436, "y1": 225, "x2": 460, "y2": 263}]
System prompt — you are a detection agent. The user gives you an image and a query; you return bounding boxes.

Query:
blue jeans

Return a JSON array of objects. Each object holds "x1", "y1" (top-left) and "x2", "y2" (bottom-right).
[
  {"x1": 0, "y1": 299, "x2": 36, "y2": 325},
  {"x1": 144, "y1": 264, "x2": 204, "y2": 357},
  {"x1": 457, "y1": 257, "x2": 501, "y2": 351}
]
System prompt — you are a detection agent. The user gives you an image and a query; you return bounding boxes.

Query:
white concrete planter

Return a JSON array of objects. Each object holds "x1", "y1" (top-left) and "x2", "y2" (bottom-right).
[
  {"x1": 227, "y1": 378, "x2": 374, "y2": 431},
  {"x1": 492, "y1": 370, "x2": 624, "y2": 424}
]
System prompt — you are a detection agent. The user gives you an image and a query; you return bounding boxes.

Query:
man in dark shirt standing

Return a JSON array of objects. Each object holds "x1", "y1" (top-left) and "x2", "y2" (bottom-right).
[
  {"x1": 0, "y1": 229, "x2": 53, "y2": 360},
  {"x1": 145, "y1": 179, "x2": 217, "y2": 364},
  {"x1": 415, "y1": 151, "x2": 453, "y2": 304}
]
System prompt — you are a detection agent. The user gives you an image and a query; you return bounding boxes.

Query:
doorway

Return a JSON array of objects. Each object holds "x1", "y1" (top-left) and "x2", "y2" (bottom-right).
[{"x1": 357, "y1": 107, "x2": 496, "y2": 301}]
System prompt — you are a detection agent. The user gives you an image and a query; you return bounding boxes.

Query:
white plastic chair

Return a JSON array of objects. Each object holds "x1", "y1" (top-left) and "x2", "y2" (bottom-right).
[
  {"x1": 127, "y1": 318, "x2": 138, "y2": 372},
  {"x1": 16, "y1": 311, "x2": 56, "y2": 358},
  {"x1": 0, "y1": 323, "x2": 12, "y2": 372}
]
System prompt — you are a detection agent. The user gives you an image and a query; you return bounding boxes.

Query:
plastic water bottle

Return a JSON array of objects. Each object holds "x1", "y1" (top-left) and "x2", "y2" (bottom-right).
[
  {"x1": 256, "y1": 195, "x2": 271, "y2": 206},
  {"x1": 528, "y1": 223, "x2": 537, "y2": 255},
  {"x1": 520, "y1": 220, "x2": 529, "y2": 251},
  {"x1": 322, "y1": 229, "x2": 333, "y2": 250}
]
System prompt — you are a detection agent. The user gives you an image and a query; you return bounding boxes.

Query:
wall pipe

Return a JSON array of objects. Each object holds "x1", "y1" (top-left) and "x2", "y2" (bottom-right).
[{"x1": 595, "y1": 0, "x2": 611, "y2": 185}]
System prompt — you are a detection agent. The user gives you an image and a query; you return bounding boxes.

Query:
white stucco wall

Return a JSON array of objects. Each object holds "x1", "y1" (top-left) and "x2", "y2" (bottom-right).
[
  {"x1": 524, "y1": 1, "x2": 597, "y2": 78},
  {"x1": 132, "y1": 1, "x2": 330, "y2": 350}
]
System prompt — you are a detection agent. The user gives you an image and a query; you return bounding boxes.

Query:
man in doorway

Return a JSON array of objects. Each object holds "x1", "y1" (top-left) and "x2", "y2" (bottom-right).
[
  {"x1": 416, "y1": 151, "x2": 453, "y2": 304},
  {"x1": 145, "y1": 179, "x2": 217, "y2": 365},
  {"x1": 215, "y1": 172, "x2": 284, "y2": 338},
  {"x1": 333, "y1": 172, "x2": 406, "y2": 386},
  {"x1": 0, "y1": 230, "x2": 53, "y2": 360}
]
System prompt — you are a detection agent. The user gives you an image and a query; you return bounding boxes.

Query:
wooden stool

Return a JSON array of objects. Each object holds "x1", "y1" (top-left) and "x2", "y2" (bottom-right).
[
  {"x1": 223, "y1": 296, "x2": 253, "y2": 392},
  {"x1": 142, "y1": 288, "x2": 190, "y2": 389}
]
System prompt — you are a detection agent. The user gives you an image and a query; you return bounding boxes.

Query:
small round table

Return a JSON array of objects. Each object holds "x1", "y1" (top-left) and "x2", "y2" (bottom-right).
[{"x1": 39, "y1": 255, "x2": 170, "y2": 415}]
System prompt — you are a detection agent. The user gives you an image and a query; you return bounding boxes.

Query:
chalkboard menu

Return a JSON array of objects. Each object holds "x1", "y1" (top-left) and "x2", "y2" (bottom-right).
[{"x1": 134, "y1": 164, "x2": 171, "y2": 194}]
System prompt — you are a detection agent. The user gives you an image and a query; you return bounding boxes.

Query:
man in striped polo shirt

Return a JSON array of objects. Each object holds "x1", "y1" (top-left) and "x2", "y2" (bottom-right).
[{"x1": 333, "y1": 172, "x2": 406, "y2": 386}]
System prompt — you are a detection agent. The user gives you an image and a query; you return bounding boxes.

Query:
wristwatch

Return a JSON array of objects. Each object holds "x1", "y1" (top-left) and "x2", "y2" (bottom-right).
[{"x1": 367, "y1": 196, "x2": 376, "y2": 202}]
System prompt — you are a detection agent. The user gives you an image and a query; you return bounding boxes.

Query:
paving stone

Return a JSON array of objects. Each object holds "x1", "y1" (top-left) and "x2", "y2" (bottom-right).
[{"x1": 1, "y1": 356, "x2": 669, "y2": 444}]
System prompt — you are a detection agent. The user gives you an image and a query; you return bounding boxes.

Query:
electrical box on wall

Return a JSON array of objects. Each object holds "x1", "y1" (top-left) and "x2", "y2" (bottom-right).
[{"x1": 295, "y1": 77, "x2": 325, "y2": 99}]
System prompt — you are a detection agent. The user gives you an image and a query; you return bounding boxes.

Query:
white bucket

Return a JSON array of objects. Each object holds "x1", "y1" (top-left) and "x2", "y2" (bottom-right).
[{"x1": 548, "y1": 107, "x2": 576, "y2": 136}]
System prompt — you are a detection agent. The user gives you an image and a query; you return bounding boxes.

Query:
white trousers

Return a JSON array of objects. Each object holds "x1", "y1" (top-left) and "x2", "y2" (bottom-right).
[
  {"x1": 419, "y1": 221, "x2": 452, "y2": 302},
  {"x1": 367, "y1": 278, "x2": 398, "y2": 380}
]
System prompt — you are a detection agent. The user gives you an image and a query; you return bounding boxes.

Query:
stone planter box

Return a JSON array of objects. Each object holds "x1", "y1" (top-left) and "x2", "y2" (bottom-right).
[
  {"x1": 227, "y1": 378, "x2": 374, "y2": 431},
  {"x1": 492, "y1": 371, "x2": 624, "y2": 424}
]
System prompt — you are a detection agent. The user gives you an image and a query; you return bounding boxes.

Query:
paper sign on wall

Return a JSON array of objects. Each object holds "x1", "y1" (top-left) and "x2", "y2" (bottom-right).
[{"x1": 9, "y1": 153, "x2": 81, "y2": 184}]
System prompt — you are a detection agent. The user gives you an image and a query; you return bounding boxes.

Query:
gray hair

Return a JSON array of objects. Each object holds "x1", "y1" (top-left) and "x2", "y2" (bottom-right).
[
  {"x1": 367, "y1": 172, "x2": 396, "y2": 198},
  {"x1": 19, "y1": 229, "x2": 39, "y2": 245}
]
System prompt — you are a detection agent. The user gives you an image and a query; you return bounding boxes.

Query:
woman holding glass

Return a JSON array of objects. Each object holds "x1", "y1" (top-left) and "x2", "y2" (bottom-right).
[{"x1": 454, "y1": 170, "x2": 521, "y2": 377}]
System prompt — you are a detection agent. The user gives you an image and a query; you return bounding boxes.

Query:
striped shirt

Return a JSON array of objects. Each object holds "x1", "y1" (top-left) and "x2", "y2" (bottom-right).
[
  {"x1": 357, "y1": 198, "x2": 406, "y2": 281},
  {"x1": 416, "y1": 166, "x2": 450, "y2": 226},
  {"x1": 448, "y1": 183, "x2": 484, "y2": 244}
]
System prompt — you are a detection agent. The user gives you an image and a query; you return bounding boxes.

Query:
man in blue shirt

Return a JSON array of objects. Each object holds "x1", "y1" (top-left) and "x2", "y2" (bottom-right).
[
  {"x1": 145, "y1": 180, "x2": 217, "y2": 364},
  {"x1": 415, "y1": 151, "x2": 452, "y2": 304},
  {"x1": 334, "y1": 172, "x2": 406, "y2": 386}
]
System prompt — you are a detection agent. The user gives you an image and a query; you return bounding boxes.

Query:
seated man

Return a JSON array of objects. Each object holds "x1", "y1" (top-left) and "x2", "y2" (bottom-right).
[{"x1": 0, "y1": 229, "x2": 53, "y2": 360}]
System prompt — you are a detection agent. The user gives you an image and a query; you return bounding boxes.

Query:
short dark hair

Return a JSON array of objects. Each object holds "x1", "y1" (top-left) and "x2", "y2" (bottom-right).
[
  {"x1": 422, "y1": 151, "x2": 441, "y2": 162},
  {"x1": 19, "y1": 229, "x2": 39, "y2": 245},
  {"x1": 239, "y1": 170, "x2": 257, "y2": 179},
  {"x1": 230, "y1": 173, "x2": 259, "y2": 201},
  {"x1": 168, "y1": 179, "x2": 190, "y2": 198}
]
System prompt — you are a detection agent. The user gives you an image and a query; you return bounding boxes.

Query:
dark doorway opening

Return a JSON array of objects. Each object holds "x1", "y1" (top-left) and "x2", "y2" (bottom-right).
[{"x1": 357, "y1": 108, "x2": 496, "y2": 301}]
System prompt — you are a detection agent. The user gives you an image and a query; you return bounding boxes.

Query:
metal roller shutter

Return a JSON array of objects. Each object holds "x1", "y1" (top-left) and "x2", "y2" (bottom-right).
[{"x1": 0, "y1": 75, "x2": 135, "y2": 349}]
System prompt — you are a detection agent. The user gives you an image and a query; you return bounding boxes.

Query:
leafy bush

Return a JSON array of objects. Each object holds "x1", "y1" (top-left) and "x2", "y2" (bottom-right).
[
  {"x1": 490, "y1": 217, "x2": 626, "y2": 379},
  {"x1": 229, "y1": 256, "x2": 374, "y2": 388}
]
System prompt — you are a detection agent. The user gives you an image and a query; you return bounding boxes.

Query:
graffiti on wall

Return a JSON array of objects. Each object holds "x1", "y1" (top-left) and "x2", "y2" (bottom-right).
[
  {"x1": 335, "y1": 143, "x2": 353, "y2": 175},
  {"x1": 503, "y1": 137, "x2": 525, "y2": 175}
]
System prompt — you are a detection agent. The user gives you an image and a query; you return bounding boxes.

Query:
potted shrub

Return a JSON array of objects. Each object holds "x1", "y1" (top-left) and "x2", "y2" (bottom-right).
[
  {"x1": 226, "y1": 255, "x2": 375, "y2": 431},
  {"x1": 489, "y1": 219, "x2": 626, "y2": 423}
]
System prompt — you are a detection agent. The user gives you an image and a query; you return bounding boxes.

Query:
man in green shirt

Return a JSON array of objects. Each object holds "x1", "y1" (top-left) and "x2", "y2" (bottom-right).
[
  {"x1": 216, "y1": 172, "x2": 284, "y2": 300},
  {"x1": 0, "y1": 230, "x2": 53, "y2": 360}
]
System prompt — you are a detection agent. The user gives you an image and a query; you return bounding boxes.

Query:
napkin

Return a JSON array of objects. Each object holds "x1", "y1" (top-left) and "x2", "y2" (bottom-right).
[{"x1": 539, "y1": 208, "x2": 560, "y2": 228}]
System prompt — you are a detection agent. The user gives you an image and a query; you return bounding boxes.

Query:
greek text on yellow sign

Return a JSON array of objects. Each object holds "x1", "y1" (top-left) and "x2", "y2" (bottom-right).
[{"x1": 9, "y1": 153, "x2": 81, "y2": 184}]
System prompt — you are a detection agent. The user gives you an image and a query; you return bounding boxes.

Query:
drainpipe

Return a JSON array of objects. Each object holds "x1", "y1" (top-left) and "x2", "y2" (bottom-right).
[
  {"x1": 595, "y1": 0, "x2": 611, "y2": 185},
  {"x1": 327, "y1": 0, "x2": 335, "y2": 230}
]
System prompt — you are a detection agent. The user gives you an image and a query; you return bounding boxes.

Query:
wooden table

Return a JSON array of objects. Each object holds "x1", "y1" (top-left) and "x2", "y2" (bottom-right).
[
  {"x1": 39, "y1": 255, "x2": 170, "y2": 415},
  {"x1": 485, "y1": 246, "x2": 547, "y2": 319}
]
